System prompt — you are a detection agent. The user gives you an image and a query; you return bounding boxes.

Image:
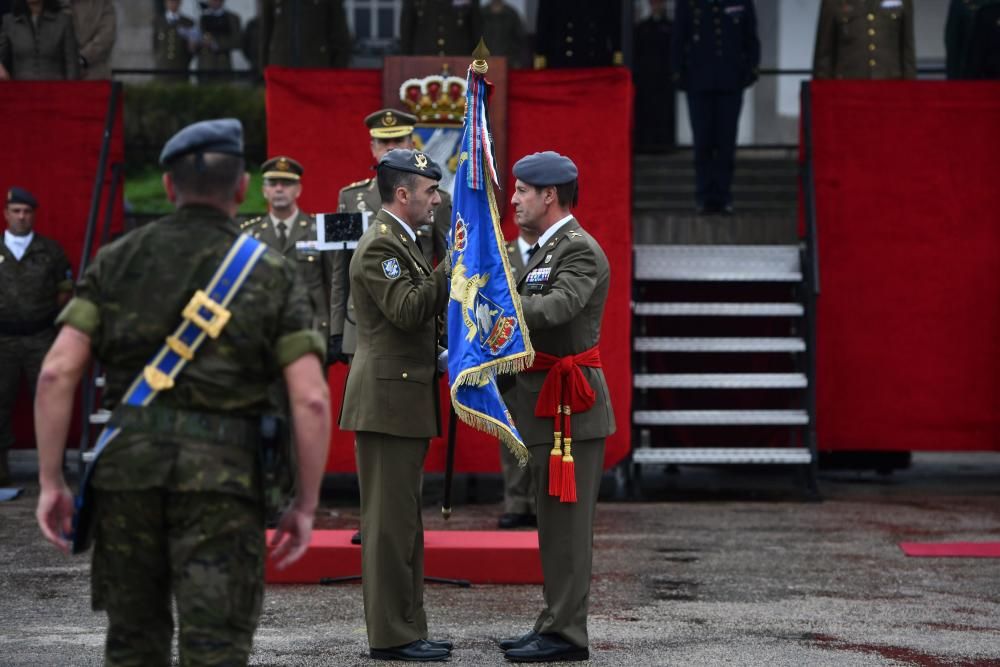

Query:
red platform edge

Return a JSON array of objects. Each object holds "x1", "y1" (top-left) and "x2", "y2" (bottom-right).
[
  {"x1": 899, "y1": 542, "x2": 1000, "y2": 558},
  {"x1": 265, "y1": 530, "x2": 543, "y2": 584}
]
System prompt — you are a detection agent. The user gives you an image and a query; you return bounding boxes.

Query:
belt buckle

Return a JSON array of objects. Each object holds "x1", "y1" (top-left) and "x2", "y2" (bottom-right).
[{"x1": 182, "y1": 290, "x2": 231, "y2": 339}]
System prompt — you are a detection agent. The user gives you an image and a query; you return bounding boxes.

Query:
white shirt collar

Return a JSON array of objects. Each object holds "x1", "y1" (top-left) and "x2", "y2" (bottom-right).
[
  {"x1": 381, "y1": 208, "x2": 417, "y2": 242},
  {"x1": 4, "y1": 230, "x2": 34, "y2": 261},
  {"x1": 269, "y1": 210, "x2": 298, "y2": 235},
  {"x1": 536, "y1": 215, "x2": 574, "y2": 251}
]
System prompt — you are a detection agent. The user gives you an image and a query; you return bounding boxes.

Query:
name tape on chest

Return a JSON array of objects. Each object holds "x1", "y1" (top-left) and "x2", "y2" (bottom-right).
[{"x1": 525, "y1": 267, "x2": 551, "y2": 284}]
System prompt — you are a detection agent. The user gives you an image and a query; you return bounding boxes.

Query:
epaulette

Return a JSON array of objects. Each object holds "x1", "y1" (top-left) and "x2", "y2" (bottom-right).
[
  {"x1": 342, "y1": 177, "x2": 373, "y2": 190},
  {"x1": 506, "y1": 241, "x2": 516, "y2": 253},
  {"x1": 239, "y1": 216, "x2": 263, "y2": 230}
]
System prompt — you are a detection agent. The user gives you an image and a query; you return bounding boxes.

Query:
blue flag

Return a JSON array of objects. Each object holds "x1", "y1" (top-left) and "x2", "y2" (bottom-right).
[{"x1": 448, "y1": 60, "x2": 534, "y2": 463}]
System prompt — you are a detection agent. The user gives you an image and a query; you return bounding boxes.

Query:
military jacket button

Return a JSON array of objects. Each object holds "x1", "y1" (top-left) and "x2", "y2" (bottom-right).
[{"x1": 402, "y1": 372, "x2": 409, "y2": 379}]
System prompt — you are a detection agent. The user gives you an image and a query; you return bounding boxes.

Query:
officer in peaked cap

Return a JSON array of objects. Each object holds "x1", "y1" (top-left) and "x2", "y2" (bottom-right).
[
  {"x1": 1, "y1": 185, "x2": 72, "y2": 486},
  {"x1": 329, "y1": 109, "x2": 452, "y2": 365},
  {"x1": 340, "y1": 146, "x2": 453, "y2": 662},
  {"x1": 500, "y1": 150, "x2": 615, "y2": 663},
  {"x1": 35, "y1": 117, "x2": 330, "y2": 664}
]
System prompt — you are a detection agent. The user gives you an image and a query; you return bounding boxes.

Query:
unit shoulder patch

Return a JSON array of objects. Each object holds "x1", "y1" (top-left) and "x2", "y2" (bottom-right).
[{"x1": 381, "y1": 257, "x2": 401, "y2": 279}]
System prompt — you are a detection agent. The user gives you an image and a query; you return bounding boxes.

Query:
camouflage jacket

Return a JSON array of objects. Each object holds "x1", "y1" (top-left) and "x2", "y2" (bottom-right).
[{"x1": 0, "y1": 233, "x2": 72, "y2": 330}]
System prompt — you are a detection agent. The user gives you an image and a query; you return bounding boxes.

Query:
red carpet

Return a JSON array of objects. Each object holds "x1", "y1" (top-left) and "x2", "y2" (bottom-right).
[
  {"x1": 899, "y1": 542, "x2": 1000, "y2": 558},
  {"x1": 265, "y1": 530, "x2": 543, "y2": 584}
]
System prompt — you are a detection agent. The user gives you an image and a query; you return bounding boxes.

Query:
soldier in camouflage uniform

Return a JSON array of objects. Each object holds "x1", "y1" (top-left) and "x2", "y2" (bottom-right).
[
  {"x1": 329, "y1": 108, "x2": 452, "y2": 361},
  {"x1": 34, "y1": 119, "x2": 331, "y2": 666},
  {"x1": 0, "y1": 187, "x2": 72, "y2": 486}
]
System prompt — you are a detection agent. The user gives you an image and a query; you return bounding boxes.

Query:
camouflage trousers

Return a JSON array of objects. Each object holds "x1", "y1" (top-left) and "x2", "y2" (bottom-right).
[
  {"x1": 91, "y1": 489, "x2": 265, "y2": 666},
  {"x1": 0, "y1": 330, "x2": 55, "y2": 451}
]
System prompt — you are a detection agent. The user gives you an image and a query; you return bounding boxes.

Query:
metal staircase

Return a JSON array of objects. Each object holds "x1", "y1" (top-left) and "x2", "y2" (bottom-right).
[{"x1": 629, "y1": 150, "x2": 819, "y2": 495}]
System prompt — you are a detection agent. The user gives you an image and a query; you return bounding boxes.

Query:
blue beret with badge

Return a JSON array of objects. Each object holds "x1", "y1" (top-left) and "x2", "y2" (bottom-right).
[
  {"x1": 377, "y1": 148, "x2": 443, "y2": 180},
  {"x1": 6, "y1": 186, "x2": 38, "y2": 209},
  {"x1": 159, "y1": 118, "x2": 244, "y2": 166},
  {"x1": 512, "y1": 151, "x2": 579, "y2": 186}
]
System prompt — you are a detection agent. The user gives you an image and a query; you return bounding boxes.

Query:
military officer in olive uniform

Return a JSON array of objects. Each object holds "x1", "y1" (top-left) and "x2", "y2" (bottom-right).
[
  {"x1": 259, "y1": 0, "x2": 351, "y2": 69},
  {"x1": 196, "y1": 0, "x2": 242, "y2": 72},
  {"x1": 339, "y1": 149, "x2": 452, "y2": 662},
  {"x1": 499, "y1": 152, "x2": 615, "y2": 663},
  {"x1": 533, "y1": 0, "x2": 623, "y2": 69},
  {"x1": 241, "y1": 156, "x2": 332, "y2": 342},
  {"x1": 399, "y1": 0, "x2": 482, "y2": 57},
  {"x1": 813, "y1": 0, "x2": 916, "y2": 80},
  {"x1": 329, "y1": 109, "x2": 452, "y2": 362},
  {"x1": 34, "y1": 119, "x2": 331, "y2": 665},
  {"x1": 0, "y1": 187, "x2": 72, "y2": 486},
  {"x1": 152, "y1": 0, "x2": 197, "y2": 78},
  {"x1": 673, "y1": 0, "x2": 760, "y2": 214},
  {"x1": 497, "y1": 230, "x2": 538, "y2": 529}
]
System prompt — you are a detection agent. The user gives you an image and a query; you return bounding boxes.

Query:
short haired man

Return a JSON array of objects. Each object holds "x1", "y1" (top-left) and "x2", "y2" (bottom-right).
[
  {"x1": 329, "y1": 108, "x2": 452, "y2": 362},
  {"x1": 0, "y1": 186, "x2": 72, "y2": 486},
  {"x1": 34, "y1": 119, "x2": 331, "y2": 665},
  {"x1": 500, "y1": 151, "x2": 615, "y2": 663},
  {"x1": 339, "y1": 148, "x2": 452, "y2": 662}
]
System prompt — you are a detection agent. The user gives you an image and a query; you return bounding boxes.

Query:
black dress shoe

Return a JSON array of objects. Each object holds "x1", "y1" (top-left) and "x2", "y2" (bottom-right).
[
  {"x1": 370, "y1": 639, "x2": 449, "y2": 662},
  {"x1": 505, "y1": 633, "x2": 589, "y2": 663},
  {"x1": 422, "y1": 638, "x2": 453, "y2": 651},
  {"x1": 497, "y1": 630, "x2": 538, "y2": 651},
  {"x1": 350, "y1": 530, "x2": 362, "y2": 545},
  {"x1": 497, "y1": 513, "x2": 537, "y2": 529}
]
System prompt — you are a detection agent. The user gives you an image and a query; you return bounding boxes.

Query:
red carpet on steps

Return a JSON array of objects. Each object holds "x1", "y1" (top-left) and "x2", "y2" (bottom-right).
[
  {"x1": 265, "y1": 530, "x2": 543, "y2": 584},
  {"x1": 899, "y1": 542, "x2": 1000, "y2": 558}
]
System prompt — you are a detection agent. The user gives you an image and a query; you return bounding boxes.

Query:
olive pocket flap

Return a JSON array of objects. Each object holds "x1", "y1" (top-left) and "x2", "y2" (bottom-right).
[{"x1": 374, "y1": 357, "x2": 434, "y2": 384}]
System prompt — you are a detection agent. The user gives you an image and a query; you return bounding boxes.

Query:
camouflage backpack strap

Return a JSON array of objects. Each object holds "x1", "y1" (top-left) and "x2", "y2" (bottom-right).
[{"x1": 71, "y1": 234, "x2": 269, "y2": 554}]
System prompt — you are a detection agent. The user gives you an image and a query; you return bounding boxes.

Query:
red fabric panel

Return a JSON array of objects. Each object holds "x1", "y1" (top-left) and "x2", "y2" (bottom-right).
[
  {"x1": 810, "y1": 81, "x2": 1000, "y2": 452},
  {"x1": 899, "y1": 542, "x2": 1000, "y2": 558},
  {"x1": 0, "y1": 82, "x2": 124, "y2": 448},
  {"x1": 266, "y1": 67, "x2": 633, "y2": 472}
]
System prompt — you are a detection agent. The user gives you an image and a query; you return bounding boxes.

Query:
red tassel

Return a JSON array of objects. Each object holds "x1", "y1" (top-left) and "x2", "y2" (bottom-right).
[
  {"x1": 560, "y1": 438, "x2": 577, "y2": 503},
  {"x1": 548, "y1": 432, "x2": 563, "y2": 496}
]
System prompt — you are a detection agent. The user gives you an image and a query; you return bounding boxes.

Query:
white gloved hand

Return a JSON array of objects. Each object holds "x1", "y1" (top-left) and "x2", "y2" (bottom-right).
[{"x1": 437, "y1": 349, "x2": 449, "y2": 374}]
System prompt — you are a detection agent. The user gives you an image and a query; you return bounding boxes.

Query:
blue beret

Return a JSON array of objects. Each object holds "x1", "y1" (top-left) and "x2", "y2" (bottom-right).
[
  {"x1": 377, "y1": 148, "x2": 442, "y2": 180},
  {"x1": 6, "y1": 186, "x2": 38, "y2": 208},
  {"x1": 159, "y1": 118, "x2": 244, "y2": 166},
  {"x1": 512, "y1": 151, "x2": 578, "y2": 186}
]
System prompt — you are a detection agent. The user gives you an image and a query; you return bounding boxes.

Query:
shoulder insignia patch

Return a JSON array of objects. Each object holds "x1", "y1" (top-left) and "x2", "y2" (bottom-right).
[
  {"x1": 240, "y1": 216, "x2": 261, "y2": 230},
  {"x1": 381, "y1": 257, "x2": 401, "y2": 279},
  {"x1": 567, "y1": 230, "x2": 584, "y2": 239},
  {"x1": 379, "y1": 223, "x2": 389, "y2": 234}
]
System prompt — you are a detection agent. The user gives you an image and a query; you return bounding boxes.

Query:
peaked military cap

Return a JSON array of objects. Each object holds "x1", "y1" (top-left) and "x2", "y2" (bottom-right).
[
  {"x1": 512, "y1": 151, "x2": 579, "y2": 186},
  {"x1": 159, "y1": 118, "x2": 244, "y2": 166},
  {"x1": 365, "y1": 108, "x2": 418, "y2": 140},
  {"x1": 262, "y1": 155, "x2": 303, "y2": 181},
  {"x1": 377, "y1": 149, "x2": 442, "y2": 180},
  {"x1": 6, "y1": 186, "x2": 38, "y2": 208}
]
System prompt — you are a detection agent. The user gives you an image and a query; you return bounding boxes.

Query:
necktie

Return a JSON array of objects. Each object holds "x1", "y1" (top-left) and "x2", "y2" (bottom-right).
[
  {"x1": 277, "y1": 221, "x2": 288, "y2": 248},
  {"x1": 526, "y1": 244, "x2": 540, "y2": 261}
]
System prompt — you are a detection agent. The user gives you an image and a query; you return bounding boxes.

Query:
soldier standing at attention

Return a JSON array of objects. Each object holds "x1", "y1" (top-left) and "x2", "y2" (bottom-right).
[
  {"x1": 533, "y1": 0, "x2": 623, "y2": 69},
  {"x1": 339, "y1": 149, "x2": 452, "y2": 663},
  {"x1": 399, "y1": 0, "x2": 482, "y2": 57},
  {"x1": 242, "y1": 156, "x2": 332, "y2": 345},
  {"x1": 0, "y1": 187, "x2": 72, "y2": 486},
  {"x1": 259, "y1": 0, "x2": 351, "y2": 69},
  {"x1": 481, "y1": 0, "x2": 528, "y2": 68},
  {"x1": 329, "y1": 109, "x2": 452, "y2": 363},
  {"x1": 499, "y1": 152, "x2": 615, "y2": 663},
  {"x1": 34, "y1": 119, "x2": 331, "y2": 665},
  {"x1": 152, "y1": 0, "x2": 197, "y2": 78},
  {"x1": 813, "y1": 0, "x2": 916, "y2": 80},
  {"x1": 673, "y1": 0, "x2": 760, "y2": 215},
  {"x1": 196, "y1": 0, "x2": 241, "y2": 73}
]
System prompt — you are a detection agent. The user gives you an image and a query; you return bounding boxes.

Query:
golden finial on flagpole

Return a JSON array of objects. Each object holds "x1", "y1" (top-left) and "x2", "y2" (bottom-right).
[{"x1": 472, "y1": 38, "x2": 491, "y2": 74}]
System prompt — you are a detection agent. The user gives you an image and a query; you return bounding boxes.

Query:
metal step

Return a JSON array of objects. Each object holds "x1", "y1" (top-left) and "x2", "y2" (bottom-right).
[
  {"x1": 635, "y1": 373, "x2": 807, "y2": 389},
  {"x1": 89, "y1": 409, "x2": 111, "y2": 425},
  {"x1": 634, "y1": 410, "x2": 810, "y2": 425},
  {"x1": 635, "y1": 245, "x2": 802, "y2": 282},
  {"x1": 635, "y1": 337, "x2": 806, "y2": 353},
  {"x1": 633, "y1": 447, "x2": 812, "y2": 464},
  {"x1": 634, "y1": 302, "x2": 804, "y2": 317}
]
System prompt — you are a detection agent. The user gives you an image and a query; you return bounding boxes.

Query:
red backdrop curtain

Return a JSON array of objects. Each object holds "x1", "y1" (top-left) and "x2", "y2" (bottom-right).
[
  {"x1": 810, "y1": 81, "x2": 1000, "y2": 452},
  {"x1": 266, "y1": 66, "x2": 633, "y2": 472},
  {"x1": 1, "y1": 82, "x2": 124, "y2": 447}
]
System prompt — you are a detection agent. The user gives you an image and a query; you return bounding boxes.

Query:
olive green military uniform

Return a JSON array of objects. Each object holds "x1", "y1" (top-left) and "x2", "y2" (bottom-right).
[
  {"x1": 197, "y1": 9, "x2": 241, "y2": 71},
  {"x1": 339, "y1": 208, "x2": 449, "y2": 649},
  {"x1": 813, "y1": 0, "x2": 916, "y2": 80},
  {"x1": 399, "y1": 0, "x2": 483, "y2": 56},
  {"x1": 509, "y1": 218, "x2": 615, "y2": 649},
  {"x1": 57, "y1": 204, "x2": 323, "y2": 665},
  {"x1": 0, "y1": 10, "x2": 80, "y2": 80},
  {"x1": 0, "y1": 234, "x2": 72, "y2": 483},
  {"x1": 152, "y1": 11, "x2": 196, "y2": 76},
  {"x1": 331, "y1": 178, "x2": 451, "y2": 356},
  {"x1": 259, "y1": 0, "x2": 351, "y2": 68},
  {"x1": 498, "y1": 238, "x2": 534, "y2": 515}
]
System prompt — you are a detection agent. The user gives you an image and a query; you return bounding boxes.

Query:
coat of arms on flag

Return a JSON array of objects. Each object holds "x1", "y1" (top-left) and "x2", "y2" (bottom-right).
[{"x1": 447, "y1": 49, "x2": 534, "y2": 463}]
